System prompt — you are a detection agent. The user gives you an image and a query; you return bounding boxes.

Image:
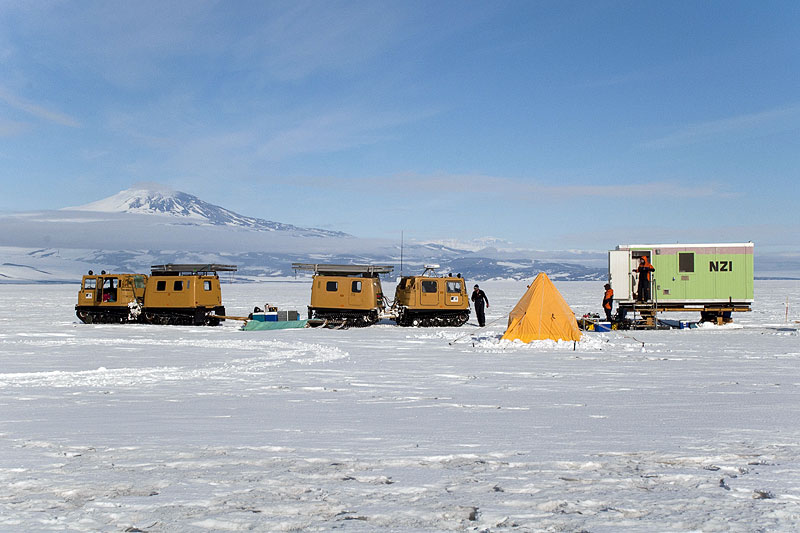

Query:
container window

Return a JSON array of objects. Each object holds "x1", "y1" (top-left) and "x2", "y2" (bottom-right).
[
  {"x1": 679, "y1": 252, "x2": 694, "y2": 273},
  {"x1": 204, "y1": 281, "x2": 212, "y2": 291},
  {"x1": 446, "y1": 281, "x2": 462, "y2": 293},
  {"x1": 421, "y1": 280, "x2": 438, "y2": 293},
  {"x1": 156, "y1": 280, "x2": 166, "y2": 291},
  {"x1": 326, "y1": 281, "x2": 338, "y2": 292},
  {"x1": 84, "y1": 278, "x2": 96, "y2": 289},
  {"x1": 173, "y1": 280, "x2": 183, "y2": 291},
  {"x1": 352, "y1": 280, "x2": 362, "y2": 293}
]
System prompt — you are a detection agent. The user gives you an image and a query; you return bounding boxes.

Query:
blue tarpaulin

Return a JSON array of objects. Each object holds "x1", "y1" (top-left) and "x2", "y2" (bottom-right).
[{"x1": 242, "y1": 319, "x2": 308, "y2": 331}]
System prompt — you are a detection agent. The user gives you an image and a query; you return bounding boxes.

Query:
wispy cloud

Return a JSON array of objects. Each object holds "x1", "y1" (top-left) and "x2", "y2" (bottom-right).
[
  {"x1": 578, "y1": 66, "x2": 664, "y2": 90},
  {"x1": 644, "y1": 103, "x2": 800, "y2": 148},
  {"x1": 0, "y1": 118, "x2": 30, "y2": 137},
  {"x1": 312, "y1": 172, "x2": 730, "y2": 200},
  {"x1": 237, "y1": 2, "x2": 414, "y2": 82},
  {"x1": 258, "y1": 108, "x2": 436, "y2": 161},
  {"x1": 1, "y1": 1, "x2": 221, "y2": 90},
  {"x1": 531, "y1": 180, "x2": 728, "y2": 199},
  {"x1": 0, "y1": 86, "x2": 80, "y2": 127}
]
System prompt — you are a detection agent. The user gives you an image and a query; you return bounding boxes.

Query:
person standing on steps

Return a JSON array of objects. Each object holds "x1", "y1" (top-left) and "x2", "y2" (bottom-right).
[
  {"x1": 471, "y1": 284, "x2": 489, "y2": 327},
  {"x1": 634, "y1": 256, "x2": 655, "y2": 302}
]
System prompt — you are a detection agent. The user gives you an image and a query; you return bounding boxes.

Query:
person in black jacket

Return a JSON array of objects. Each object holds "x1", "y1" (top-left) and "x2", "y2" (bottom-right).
[{"x1": 471, "y1": 284, "x2": 489, "y2": 327}]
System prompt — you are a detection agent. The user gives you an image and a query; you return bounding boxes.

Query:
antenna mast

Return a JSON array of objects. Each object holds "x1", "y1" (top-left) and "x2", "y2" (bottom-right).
[{"x1": 400, "y1": 230, "x2": 404, "y2": 277}]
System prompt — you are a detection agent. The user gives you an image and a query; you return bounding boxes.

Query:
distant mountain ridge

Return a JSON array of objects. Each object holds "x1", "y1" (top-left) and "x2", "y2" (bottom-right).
[
  {"x1": 0, "y1": 183, "x2": 609, "y2": 283},
  {"x1": 66, "y1": 183, "x2": 349, "y2": 238},
  {"x1": 0, "y1": 247, "x2": 607, "y2": 284}
]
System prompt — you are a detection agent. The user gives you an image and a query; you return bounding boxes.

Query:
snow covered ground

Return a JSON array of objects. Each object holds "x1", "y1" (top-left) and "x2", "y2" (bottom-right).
[{"x1": 1, "y1": 280, "x2": 799, "y2": 532}]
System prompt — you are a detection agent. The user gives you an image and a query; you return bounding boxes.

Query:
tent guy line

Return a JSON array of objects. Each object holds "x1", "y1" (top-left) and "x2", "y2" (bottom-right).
[{"x1": 448, "y1": 315, "x2": 507, "y2": 346}]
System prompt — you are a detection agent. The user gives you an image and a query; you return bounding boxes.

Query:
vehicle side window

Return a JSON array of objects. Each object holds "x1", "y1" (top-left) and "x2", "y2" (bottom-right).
[
  {"x1": 326, "y1": 281, "x2": 338, "y2": 292},
  {"x1": 679, "y1": 253, "x2": 694, "y2": 273},
  {"x1": 174, "y1": 280, "x2": 183, "y2": 291},
  {"x1": 156, "y1": 280, "x2": 166, "y2": 291},
  {"x1": 84, "y1": 278, "x2": 96, "y2": 289},
  {"x1": 352, "y1": 280, "x2": 362, "y2": 293},
  {"x1": 204, "y1": 281, "x2": 212, "y2": 291},
  {"x1": 446, "y1": 281, "x2": 462, "y2": 293},
  {"x1": 133, "y1": 275, "x2": 146, "y2": 289},
  {"x1": 421, "y1": 280, "x2": 438, "y2": 293}
]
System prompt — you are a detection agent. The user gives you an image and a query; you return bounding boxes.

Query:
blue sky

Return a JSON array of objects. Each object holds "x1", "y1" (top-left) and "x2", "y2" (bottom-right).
[{"x1": 1, "y1": 0, "x2": 798, "y2": 254}]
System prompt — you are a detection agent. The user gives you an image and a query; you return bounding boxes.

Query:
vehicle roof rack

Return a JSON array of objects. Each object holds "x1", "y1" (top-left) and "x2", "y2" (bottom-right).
[
  {"x1": 291, "y1": 263, "x2": 394, "y2": 276},
  {"x1": 150, "y1": 264, "x2": 238, "y2": 275}
]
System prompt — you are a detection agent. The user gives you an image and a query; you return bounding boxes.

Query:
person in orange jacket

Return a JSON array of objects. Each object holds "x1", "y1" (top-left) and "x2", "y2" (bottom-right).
[
  {"x1": 602, "y1": 283, "x2": 614, "y2": 322},
  {"x1": 635, "y1": 256, "x2": 655, "y2": 302}
]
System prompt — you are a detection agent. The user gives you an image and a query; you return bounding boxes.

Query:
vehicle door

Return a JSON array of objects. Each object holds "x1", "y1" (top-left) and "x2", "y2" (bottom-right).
[
  {"x1": 80, "y1": 276, "x2": 98, "y2": 305},
  {"x1": 349, "y1": 279, "x2": 365, "y2": 307},
  {"x1": 445, "y1": 280, "x2": 463, "y2": 307},
  {"x1": 420, "y1": 279, "x2": 439, "y2": 307},
  {"x1": 100, "y1": 277, "x2": 119, "y2": 304},
  {"x1": 133, "y1": 275, "x2": 147, "y2": 301}
]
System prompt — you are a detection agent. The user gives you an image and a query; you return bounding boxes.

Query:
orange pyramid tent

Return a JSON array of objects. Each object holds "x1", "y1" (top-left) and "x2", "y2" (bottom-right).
[{"x1": 501, "y1": 272, "x2": 582, "y2": 342}]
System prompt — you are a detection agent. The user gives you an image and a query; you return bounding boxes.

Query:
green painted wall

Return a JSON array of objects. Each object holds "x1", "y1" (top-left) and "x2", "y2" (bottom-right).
[{"x1": 632, "y1": 246, "x2": 753, "y2": 302}]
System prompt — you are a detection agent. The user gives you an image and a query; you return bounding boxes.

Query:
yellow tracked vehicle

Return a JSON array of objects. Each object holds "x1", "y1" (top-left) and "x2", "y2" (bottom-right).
[
  {"x1": 392, "y1": 265, "x2": 470, "y2": 327},
  {"x1": 75, "y1": 264, "x2": 237, "y2": 325},
  {"x1": 75, "y1": 271, "x2": 148, "y2": 324},
  {"x1": 292, "y1": 263, "x2": 393, "y2": 327}
]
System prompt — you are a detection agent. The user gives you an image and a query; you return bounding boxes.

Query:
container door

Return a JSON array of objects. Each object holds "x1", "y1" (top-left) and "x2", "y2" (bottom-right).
[
  {"x1": 676, "y1": 251, "x2": 695, "y2": 300},
  {"x1": 608, "y1": 250, "x2": 631, "y2": 301}
]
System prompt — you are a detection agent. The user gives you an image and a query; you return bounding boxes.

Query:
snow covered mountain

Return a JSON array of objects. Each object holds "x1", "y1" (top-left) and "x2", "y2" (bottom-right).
[
  {"x1": 0, "y1": 183, "x2": 608, "y2": 283},
  {"x1": 65, "y1": 183, "x2": 349, "y2": 238}
]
